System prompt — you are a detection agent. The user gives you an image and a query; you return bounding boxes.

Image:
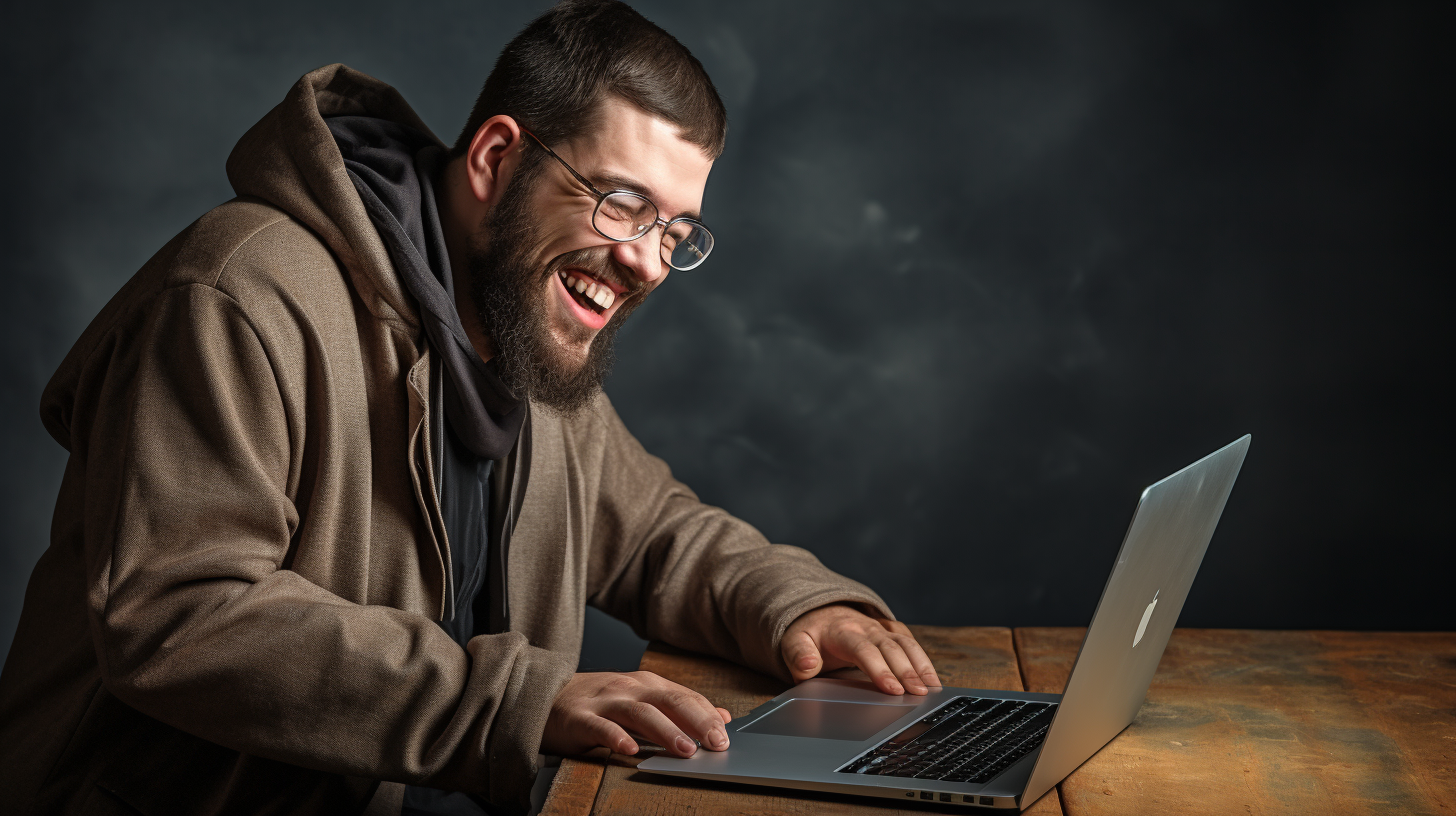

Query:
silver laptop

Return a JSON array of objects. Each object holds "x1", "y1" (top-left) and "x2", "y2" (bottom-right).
[{"x1": 639, "y1": 435, "x2": 1250, "y2": 810}]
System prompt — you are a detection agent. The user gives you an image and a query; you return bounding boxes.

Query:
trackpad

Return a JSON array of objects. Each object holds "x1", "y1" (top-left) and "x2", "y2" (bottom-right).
[{"x1": 740, "y1": 699, "x2": 916, "y2": 741}]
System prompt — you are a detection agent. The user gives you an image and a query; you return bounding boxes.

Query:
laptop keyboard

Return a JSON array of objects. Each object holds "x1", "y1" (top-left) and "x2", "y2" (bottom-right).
[{"x1": 839, "y1": 697, "x2": 1058, "y2": 784}]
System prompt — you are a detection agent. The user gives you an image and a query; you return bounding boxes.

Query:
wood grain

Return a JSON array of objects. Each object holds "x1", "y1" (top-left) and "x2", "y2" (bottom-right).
[
  {"x1": 1014, "y1": 628, "x2": 1456, "y2": 816},
  {"x1": 538, "y1": 749, "x2": 608, "y2": 816},
  {"x1": 570, "y1": 626, "x2": 1064, "y2": 815}
]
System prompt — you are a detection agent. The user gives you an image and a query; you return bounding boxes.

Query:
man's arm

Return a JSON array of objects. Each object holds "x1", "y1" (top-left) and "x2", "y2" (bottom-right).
[
  {"x1": 59, "y1": 283, "x2": 572, "y2": 804},
  {"x1": 538, "y1": 396, "x2": 938, "y2": 757}
]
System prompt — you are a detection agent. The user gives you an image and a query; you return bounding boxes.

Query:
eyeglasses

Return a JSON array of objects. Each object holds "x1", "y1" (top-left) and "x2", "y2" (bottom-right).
[{"x1": 520, "y1": 128, "x2": 714, "y2": 271}]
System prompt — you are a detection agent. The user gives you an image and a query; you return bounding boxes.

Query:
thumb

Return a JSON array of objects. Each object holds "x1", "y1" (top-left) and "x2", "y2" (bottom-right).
[{"x1": 781, "y1": 629, "x2": 823, "y2": 681}]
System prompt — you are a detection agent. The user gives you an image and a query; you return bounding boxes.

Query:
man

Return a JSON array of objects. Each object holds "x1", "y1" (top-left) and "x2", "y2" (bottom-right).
[{"x1": 0, "y1": 2, "x2": 939, "y2": 814}]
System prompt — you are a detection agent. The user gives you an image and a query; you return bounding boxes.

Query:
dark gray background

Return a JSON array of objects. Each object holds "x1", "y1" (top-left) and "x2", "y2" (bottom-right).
[{"x1": 2, "y1": 1, "x2": 1450, "y2": 671}]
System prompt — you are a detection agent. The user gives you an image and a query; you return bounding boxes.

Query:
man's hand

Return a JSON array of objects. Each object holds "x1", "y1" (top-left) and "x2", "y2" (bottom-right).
[
  {"x1": 781, "y1": 604, "x2": 942, "y2": 695},
  {"x1": 542, "y1": 671, "x2": 732, "y2": 758}
]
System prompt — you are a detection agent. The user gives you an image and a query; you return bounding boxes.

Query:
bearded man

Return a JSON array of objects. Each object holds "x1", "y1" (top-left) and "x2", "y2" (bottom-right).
[{"x1": 0, "y1": 2, "x2": 940, "y2": 814}]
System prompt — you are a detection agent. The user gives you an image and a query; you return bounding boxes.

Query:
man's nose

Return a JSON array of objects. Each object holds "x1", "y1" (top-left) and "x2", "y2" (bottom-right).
[{"x1": 611, "y1": 230, "x2": 667, "y2": 285}]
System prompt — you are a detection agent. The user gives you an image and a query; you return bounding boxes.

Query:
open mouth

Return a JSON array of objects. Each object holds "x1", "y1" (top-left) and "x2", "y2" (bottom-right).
[{"x1": 557, "y1": 268, "x2": 618, "y2": 315}]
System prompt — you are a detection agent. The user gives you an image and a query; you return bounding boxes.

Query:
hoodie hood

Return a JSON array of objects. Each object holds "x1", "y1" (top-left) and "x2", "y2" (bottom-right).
[
  {"x1": 227, "y1": 65, "x2": 524, "y2": 460},
  {"x1": 226, "y1": 64, "x2": 433, "y2": 328}
]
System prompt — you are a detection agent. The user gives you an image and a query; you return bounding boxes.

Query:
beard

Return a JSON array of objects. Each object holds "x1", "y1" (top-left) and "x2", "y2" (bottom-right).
[{"x1": 465, "y1": 157, "x2": 648, "y2": 415}]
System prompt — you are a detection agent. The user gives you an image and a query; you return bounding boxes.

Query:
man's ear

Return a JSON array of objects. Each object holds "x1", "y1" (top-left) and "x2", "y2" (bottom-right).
[{"x1": 464, "y1": 115, "x2": 525, "y2": 207}]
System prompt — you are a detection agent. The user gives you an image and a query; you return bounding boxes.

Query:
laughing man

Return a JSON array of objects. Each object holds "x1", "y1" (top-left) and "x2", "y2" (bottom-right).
[{"x1": 0, "y1": 2, "x2": 940, "y2": 814}]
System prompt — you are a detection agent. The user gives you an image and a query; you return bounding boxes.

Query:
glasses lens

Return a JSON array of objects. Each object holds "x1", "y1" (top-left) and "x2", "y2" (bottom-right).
[
  {"x1": 595, "y1": 192, "x2": 657, "y2": 241},
  {"x1": 663, "y1": 221, "x2": 713, "y2": 270}
]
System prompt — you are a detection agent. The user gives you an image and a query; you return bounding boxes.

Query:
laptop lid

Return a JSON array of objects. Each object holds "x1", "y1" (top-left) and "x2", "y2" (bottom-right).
[{"x1": 1019, "y1": 434, "x2": 1251, "y2": 806}]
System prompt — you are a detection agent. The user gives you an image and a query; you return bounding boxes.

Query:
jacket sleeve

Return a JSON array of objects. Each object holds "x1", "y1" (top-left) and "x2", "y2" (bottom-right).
[
  {"x1": 582, "y1": 396, "x2": 894, "y2": 680},
  {"x1": 62, "y1": 282, "x2": 572, "y2": 806}
]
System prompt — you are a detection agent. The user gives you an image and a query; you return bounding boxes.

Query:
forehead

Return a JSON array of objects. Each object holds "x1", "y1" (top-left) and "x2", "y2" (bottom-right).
[{"x1": 558, "y1": 96, "x2": 714, "y2": 218}]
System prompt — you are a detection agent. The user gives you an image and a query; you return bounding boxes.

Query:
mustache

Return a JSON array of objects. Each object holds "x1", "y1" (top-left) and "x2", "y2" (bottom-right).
[{"x1": 545, "y1": 247, "x2": 645, "y2": 301}]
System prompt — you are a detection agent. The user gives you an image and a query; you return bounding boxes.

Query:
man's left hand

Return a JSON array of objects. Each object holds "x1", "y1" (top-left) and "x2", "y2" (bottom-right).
[{"x1": 780, "y1": 605, "x2": 942, "y2": 695}]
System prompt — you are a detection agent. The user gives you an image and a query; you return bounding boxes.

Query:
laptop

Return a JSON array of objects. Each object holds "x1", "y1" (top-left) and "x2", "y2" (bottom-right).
[{"x1": 639, "y1": 435, "x2": 1251, "y2": 810}]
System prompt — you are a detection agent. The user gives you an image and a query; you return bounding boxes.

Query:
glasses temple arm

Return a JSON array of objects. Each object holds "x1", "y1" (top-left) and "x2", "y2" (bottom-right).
[{"x1": 519, "y1": 127, "x2": 610, "y2": 200}]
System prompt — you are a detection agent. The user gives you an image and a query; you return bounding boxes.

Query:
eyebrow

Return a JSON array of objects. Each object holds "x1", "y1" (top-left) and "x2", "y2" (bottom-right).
[{"x1": 589, "y1": 170, "x2": 702, "y2": 222}]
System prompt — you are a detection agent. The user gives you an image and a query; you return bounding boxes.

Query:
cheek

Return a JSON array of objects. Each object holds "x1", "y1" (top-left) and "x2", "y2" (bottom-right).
[
  {"x1": 535, "y1": 220, "x2": 609, "y2": 273},
  {"x1": 529, "y1": 189, "x2": 601, "y2": 255}
]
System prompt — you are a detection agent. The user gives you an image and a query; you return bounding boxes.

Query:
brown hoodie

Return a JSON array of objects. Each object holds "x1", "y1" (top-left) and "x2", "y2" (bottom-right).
[{"x1": 0, "y1": 65, "x2": 891, "y2": 815}]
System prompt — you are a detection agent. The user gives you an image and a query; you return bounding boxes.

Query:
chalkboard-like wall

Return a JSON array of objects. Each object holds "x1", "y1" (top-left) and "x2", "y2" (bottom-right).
[{"x1": 2, "y1": 1, "x2": 1450, "y2": 664}]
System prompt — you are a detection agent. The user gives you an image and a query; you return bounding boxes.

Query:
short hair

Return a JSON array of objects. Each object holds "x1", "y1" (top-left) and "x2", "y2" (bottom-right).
[{"x1": 452, "y1": 0, "x2": 728, "y2": 160}]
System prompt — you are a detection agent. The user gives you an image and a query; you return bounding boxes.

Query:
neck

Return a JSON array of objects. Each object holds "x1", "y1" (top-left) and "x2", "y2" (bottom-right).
[{"x1": 437, "y1": 155, "x2": 495, "y2": 363}]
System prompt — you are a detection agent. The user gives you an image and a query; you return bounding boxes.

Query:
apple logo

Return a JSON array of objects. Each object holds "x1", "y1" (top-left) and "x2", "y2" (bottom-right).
[{"x1": 1133, "y1": 590, "x2": 1159, "y2": 647}]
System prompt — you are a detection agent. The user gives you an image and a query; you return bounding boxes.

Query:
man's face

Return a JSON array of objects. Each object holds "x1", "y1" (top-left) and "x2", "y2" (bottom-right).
[{"x1": 467, "y1": 97, "x2": 713, "y2": 413}]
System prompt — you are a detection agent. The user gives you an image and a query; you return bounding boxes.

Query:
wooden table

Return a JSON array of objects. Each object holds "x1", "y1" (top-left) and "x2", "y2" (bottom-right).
[{"x1": 541, "y1": 628, "x2": 1456, "y2": 815}]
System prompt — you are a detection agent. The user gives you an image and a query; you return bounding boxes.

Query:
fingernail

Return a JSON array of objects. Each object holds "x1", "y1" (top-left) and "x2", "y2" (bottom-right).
[
  {"x1": 676, "y1": 736, "x2": 696, "y2": 756},
  {"x1": 798, "y1": 656, "x2": 818, "y2": 669},
  {"x1": 910, "y1": 683, "x2": 927, "y2": 694},
  {"x1": 709, "y1": 730, "x2": 728, "y2": 749}
]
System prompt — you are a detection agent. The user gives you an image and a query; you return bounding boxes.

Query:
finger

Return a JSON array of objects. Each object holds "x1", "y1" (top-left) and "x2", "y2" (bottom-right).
[
  {"x1": 647, "y1": 686, "x2": 732, "y2": 751},
  {"x1": 584, "y1": 713, "x2": 638, "y2": 756},
  {"x1": 780, "y1": 629, "x2": 825, "y2": 681},
  {"x1": 716, "y1": 707, "x2": 732, "y2": 724},
  {"x1": 892, "y1": 632, "x2": 943, "y2": 688},
  {"x1": 875, "y1": 636, "x2": 930, "y2": 695},
  {"x1": 609, "y1": 698, "x2": 700, "y2": 757},
  {"x1": 872, "y1": 620, "x2": 941, "y2": 688},
  {"x1": 839, "y1": 636, "x2": 905, "y2": 695},
  {"x1": 636, "y1": 672, "x2": 728, "y2": 729}
]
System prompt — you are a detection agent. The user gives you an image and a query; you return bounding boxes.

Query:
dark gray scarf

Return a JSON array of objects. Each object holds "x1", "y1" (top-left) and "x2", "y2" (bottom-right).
[{"x1": 326, "y1": 115, "x2": 524, "y2": 461}]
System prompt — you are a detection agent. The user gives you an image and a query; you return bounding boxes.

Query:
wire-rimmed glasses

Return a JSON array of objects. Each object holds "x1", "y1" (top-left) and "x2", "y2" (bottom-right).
[{"x1": 520, "y1": 128, "x2": 714, "y2": 271}]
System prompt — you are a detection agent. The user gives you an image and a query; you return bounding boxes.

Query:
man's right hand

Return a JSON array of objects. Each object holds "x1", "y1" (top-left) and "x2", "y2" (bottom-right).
[{"x1": 542, "y1": 671, "x2": 732, "y2": 758}]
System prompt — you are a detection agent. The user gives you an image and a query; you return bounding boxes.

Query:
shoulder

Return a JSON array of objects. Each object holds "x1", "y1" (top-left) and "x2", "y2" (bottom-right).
[
  {"x1": 145, "y1": 197, "x2": 391, "y2": 365},
  {"x1": 161, "y1": 198, "x2": 350, "y2": 311},
  {"x1": 41, "y1": 199, "x2": 379, "y2": 437}
]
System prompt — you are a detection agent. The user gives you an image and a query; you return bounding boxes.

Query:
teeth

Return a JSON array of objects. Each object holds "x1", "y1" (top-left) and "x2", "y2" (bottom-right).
[{"x1": 562, "y1": 271, "x2": 616, "y2": 311}]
